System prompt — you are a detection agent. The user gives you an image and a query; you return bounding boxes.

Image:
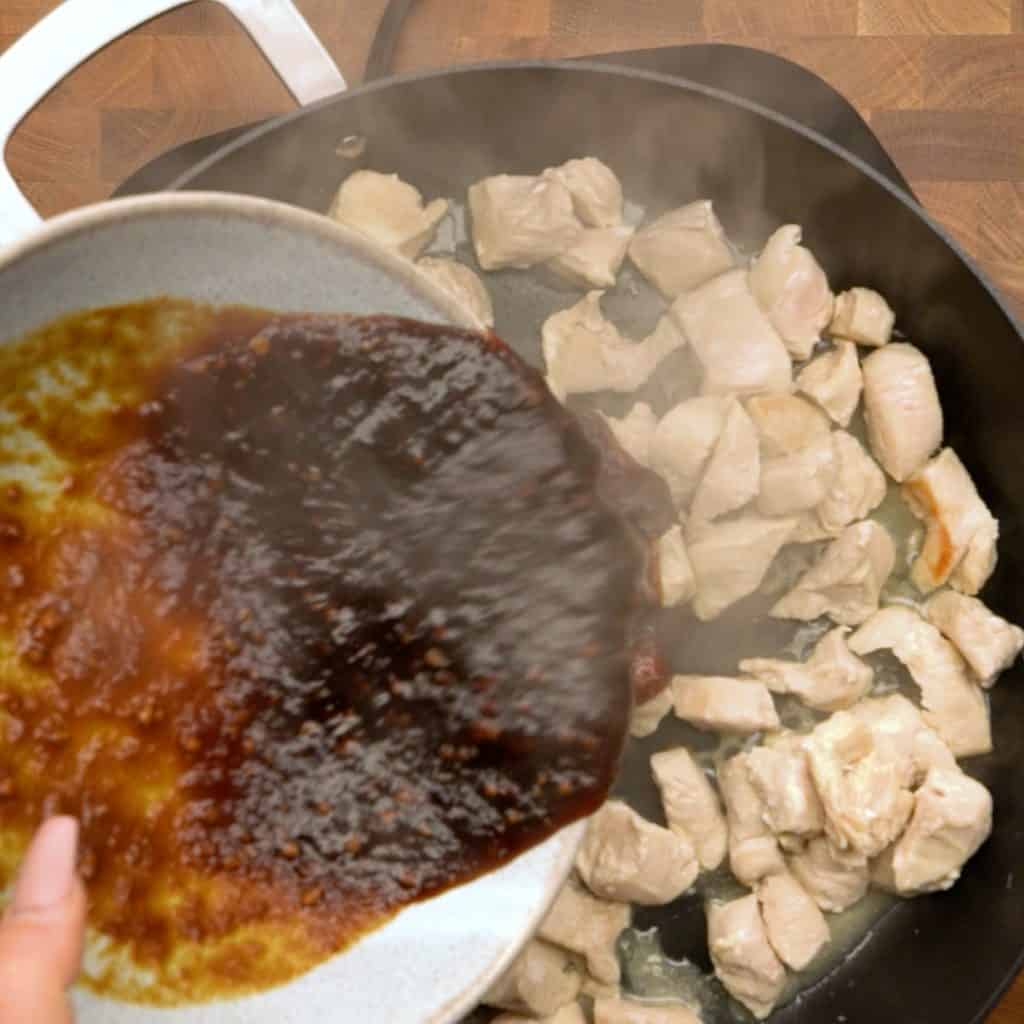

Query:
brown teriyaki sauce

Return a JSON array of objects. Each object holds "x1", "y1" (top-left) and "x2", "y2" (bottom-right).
[{"x1": 0, "y1": 301, "x2": 640, "y2": 1002}]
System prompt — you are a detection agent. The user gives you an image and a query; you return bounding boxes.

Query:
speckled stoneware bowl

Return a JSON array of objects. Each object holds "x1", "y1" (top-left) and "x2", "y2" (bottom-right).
[{"x1": 0, "y1": 192, "x2": 584, "y2": 1024}]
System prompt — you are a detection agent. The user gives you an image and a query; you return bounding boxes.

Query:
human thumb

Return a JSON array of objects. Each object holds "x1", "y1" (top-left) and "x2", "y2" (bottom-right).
[{"x1": 0, "y1": 817, "x2": 87, "y2": 1024}]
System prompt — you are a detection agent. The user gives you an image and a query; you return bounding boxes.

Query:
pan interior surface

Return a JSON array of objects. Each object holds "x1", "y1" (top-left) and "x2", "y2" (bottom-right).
[{"x1": 171, "y1": 64, "x2": 1024, "y2": 1024}]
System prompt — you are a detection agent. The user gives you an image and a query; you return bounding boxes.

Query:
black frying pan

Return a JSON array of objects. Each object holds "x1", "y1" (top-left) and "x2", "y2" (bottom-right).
[{"x1": 157, "y1": 60, "x2": 1024, "y2": 1024}]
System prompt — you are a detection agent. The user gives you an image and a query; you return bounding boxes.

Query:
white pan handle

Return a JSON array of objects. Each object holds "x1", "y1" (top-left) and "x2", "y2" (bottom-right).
[{"x1": 0, "y1": 0, "x2": 346, "y2": 248}]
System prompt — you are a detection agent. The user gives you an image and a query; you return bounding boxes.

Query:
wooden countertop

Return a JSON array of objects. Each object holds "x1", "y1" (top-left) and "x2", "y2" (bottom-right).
[{"x1": 2, "y1": 1, "x2": 1023, "y2": 1021}]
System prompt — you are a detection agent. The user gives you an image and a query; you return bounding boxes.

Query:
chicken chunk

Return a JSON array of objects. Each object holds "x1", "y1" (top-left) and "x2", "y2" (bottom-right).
[
  {"x1": 670, "y1": 269, "x2": 793, "y2": 396},
  {"x1": 541, "y1": 291, "x2": 684, "y2": 402},
  {"x1": 495, "y1": 1007, "x2": 586, "y2": 1024},
  {"x1": 719, "y1": 753, "x2": 786, "y2": 886},
  {"x1": 787, "y1": 836, "x2": 869, "y2": 913},
  {"x1": 796, "y1": 340, "x2": 863, "y2": 427},
  {"x1": 874, "y1": 767, "x2": 992, "y2": 896},
  {"x1": 848, "y1": 694, "x2": 957, "y2": 783},
  {"x1": 651, "y1": 747, "x2": 728, "y2": 870},
  {"x1": 805, "y1": 711, "x2": 914, "y2": 857},
  {"x1": 902, "y1": 447, "x2": 999, "y2": 595},
  {"x1": 925, "y1": 590, "x2": 1024, "y2": 685},
  {"x1": 689, "y1": 515, "x2": 797, "y2": 621},
  {"x1": 689, "y1": 399, "x2": 761, "y2": 523},
  {"x1": 329, "y1": 170, "x2": 449, "y2": 259},
  {"x1": 594, "y1": 997, "x2": 700, "y2": 1024},
  {"x1": 576, "y1": 801, "x2": 698, "y2": 905},
  {"x1": 861, "y1": 343, "x2": 943, "y2": 482},
  {"x1": 602, "y1": 402, "x2": 658, "y2": 468},
  {"x1": 830, "y1": 287, "x2": 895, "y2": 348},
  {"x1": 549, "y1": 226, "x2": 635, "y2": 289},
  {"x1": 849, "y1": 606, "x2": 992, "y2": 757},
  {"x1": 771, "y1": 520, "x2": 895, "y2": 627},
  {"x1": 707, "y1": 895, "x2": 787, "y2": 1020},
  {"x1": 630, "y1": 688, "x2": 673, "y2": 739},
  {"x1": 539, "y1": 874, "x2": 630, "y2": 985},
  {"x1": 951, "y1": 516, "x2": 999, "y2": 595},
  {"x1": 651, "y1": 525, "x2": 696, "y2": 608},
  {"x1": 628, "y1": 200, "x2": 735, "y2": 299},
  {"x1": 672, "y1": 675, "x2": 780, "y2": 735},
  {"x1": 648, "y1": 396, "x2": 730, "y2": 509},
  {"x1": 745, "y1": 735, "x2": 826, "y2": 839},
  {"x1": 757, "y1": 434, "x2": 836, "y2": 517},
  {"x1": 757, "y1": 871, "x2": 830, "y2": 971},
  {"x1": 745, "y1": 393, "x2": 832, "y2": 457},
  {"x1": 748, "y1": 225, "x2": 834, "y2": 361},
  {"x1": 468, "y1": 174, "x2": 582, "y2": 270},
  {"x1": 545, "y1": 157, "x2": 624, "y2": 228},
  {"x1": 741, "y1": 626, "x2": 873, "y2": 712},
  {"x1": 484, "y1": 939, "x2": 582, "y2": 1017},
  {"x1": 416, "y1": 256, "x2": 495, "y2": 327},
  {"x1": 814, "y1": 431, "x2": 887, "y2": 535}
]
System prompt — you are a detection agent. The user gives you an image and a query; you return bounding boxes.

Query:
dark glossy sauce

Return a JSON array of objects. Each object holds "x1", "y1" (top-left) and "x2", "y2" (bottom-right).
[{"x1": 0, "y1": 301, "x2": 636, "y2": 1002}]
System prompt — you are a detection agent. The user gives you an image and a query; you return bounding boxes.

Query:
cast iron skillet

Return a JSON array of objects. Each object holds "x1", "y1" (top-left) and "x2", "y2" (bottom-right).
[{"x1": 165, "y1": 62, "x2": 1024, "y2": 1024}]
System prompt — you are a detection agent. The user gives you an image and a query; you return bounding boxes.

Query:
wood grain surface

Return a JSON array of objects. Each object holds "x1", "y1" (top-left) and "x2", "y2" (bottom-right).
[{"x1": 2, "y1": 1, "x2": 1024, "y2": 1019}]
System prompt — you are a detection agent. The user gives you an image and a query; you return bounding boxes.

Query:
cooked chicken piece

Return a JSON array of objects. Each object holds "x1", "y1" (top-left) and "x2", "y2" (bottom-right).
[
  {"x1": 576, "y1": 801, "x2": 698, "y2": 905},
  {"x1": 549, "y1": 226, "x2": 635, "y2": 289},
  {"x1": 495, "y1": 1003, "x2": 587, "y2": 1024},
  {"x1": 672, "y1": 675, "x2": 780, "y2": 735},
  {"x1": 329, "y1": 170, "x2": 449, "y2": 259},
  {"x1": 925, "y1": 590, "x2": 1024, "y2": 685},
  {"x1": 484, "y1": 939, "x2": 582, "y2": 1017},
  {"x1": 630, "y1": 688, "x2": 673, "y2": 739},
  {"x1": 602, "y1": 402, "x2": 658, "y2": 468},
  {"x1": 757, "y1": 871, "x2": 830, "y2": 971},
  {"x1": 545, "y1": 157, "x2": 624, "y2": 228},
  {"x1": 951, "y1": 515, "x2": 999, "y2": 595},
  {"x1": 814, "y1": 431, "x2": 887, "y2": 535},
  {"x1": 648, "y1": 396, "x2": 730, "y2": 509},
  {"x1": 689, "y1": 399, "x2": 761, "y2": 523},
  {"x1": 416, "y1": 256, "x2": 495, "y2": 327},
  {"x1": 745, "y1": 735, "x2": 825, "y2": 839},
  {"x1": 903, "y1": 447, "x2": 999, "y2": 594},
  {"x1": 848, "y1": 694, "x2": 957, "y2": 783},
  {"x1": 875, "y1": 766, "x2": 992, "y2": 896},
  {"x1": 670, "y1": 269, "x2": 793, "y2": 396},
  {"x1": 628, "y1": 200, "x2": 735, "y2": 299},
  {"x1": 745, "y1": 393, "x2": 831, "y2": 457},
  {"x1": 830, "y1": 287, "x2": 895, "y2": 348},
  {"x1": 651, "y1": 747, "x2": 728, "y2": 869},
  {"x1": 787, "y1": 836, "x2": 868, "y2": 913},
  {"x1": 849, "y1": 606, "x2": 992, "y2": 757},
  {"x1": 707, "y1": 895, "x2": 787, "y2": 1020},
  {"x1": 468, "y1": 174, "x2": 582, "y2": 270},
  {"x1": 861, "y1": 343, "x2": 943, "y2": 482},
  {"x1": 748, "y1": 225, "x2": 834, "y2": 361},
  {"x1": 719, "y1": 753, "x2": 786, "y2": 886},
  {"x1": 805, "y1": 711, "x2": 914, "y2": 857},
  {"x1": 789, "y1": 513, "x2": 835, "y2": 544},
  {"x1": 651, "y1": 525, "x2": 696, "y2": 607},
  {"x1": 741, "y1": 626, "x2": 873, "y2": 712},
  {"x1": 594, "y1": 997, "x2": 700, "y2": 1024},
  {"x1": 541, "y1": 291, "x2": 684, "y2": 402},
  {"x1": 796, "y1": 341, "x2": 863, "y2": 427},
  {"x1": 539, "y1": 874, "x2": 630, "y2": 986},
  {"x1": 757, "y1": 434, "x2": 836, "y2": 517},
  {"x1": 771, "y1": 520, "x2": 895, "y2": 627},
  {"x1": 689, "y1": 514, "x2": 797, "y2": 621},
  {"x1": 581, "y1": 976, "x2": 620, "y2": 1001}
]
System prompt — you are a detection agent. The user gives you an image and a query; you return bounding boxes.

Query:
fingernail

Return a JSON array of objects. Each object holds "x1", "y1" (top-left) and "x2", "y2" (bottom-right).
[{"x1": 11, "y1": 816, "x2": 79, "y2": 914}]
